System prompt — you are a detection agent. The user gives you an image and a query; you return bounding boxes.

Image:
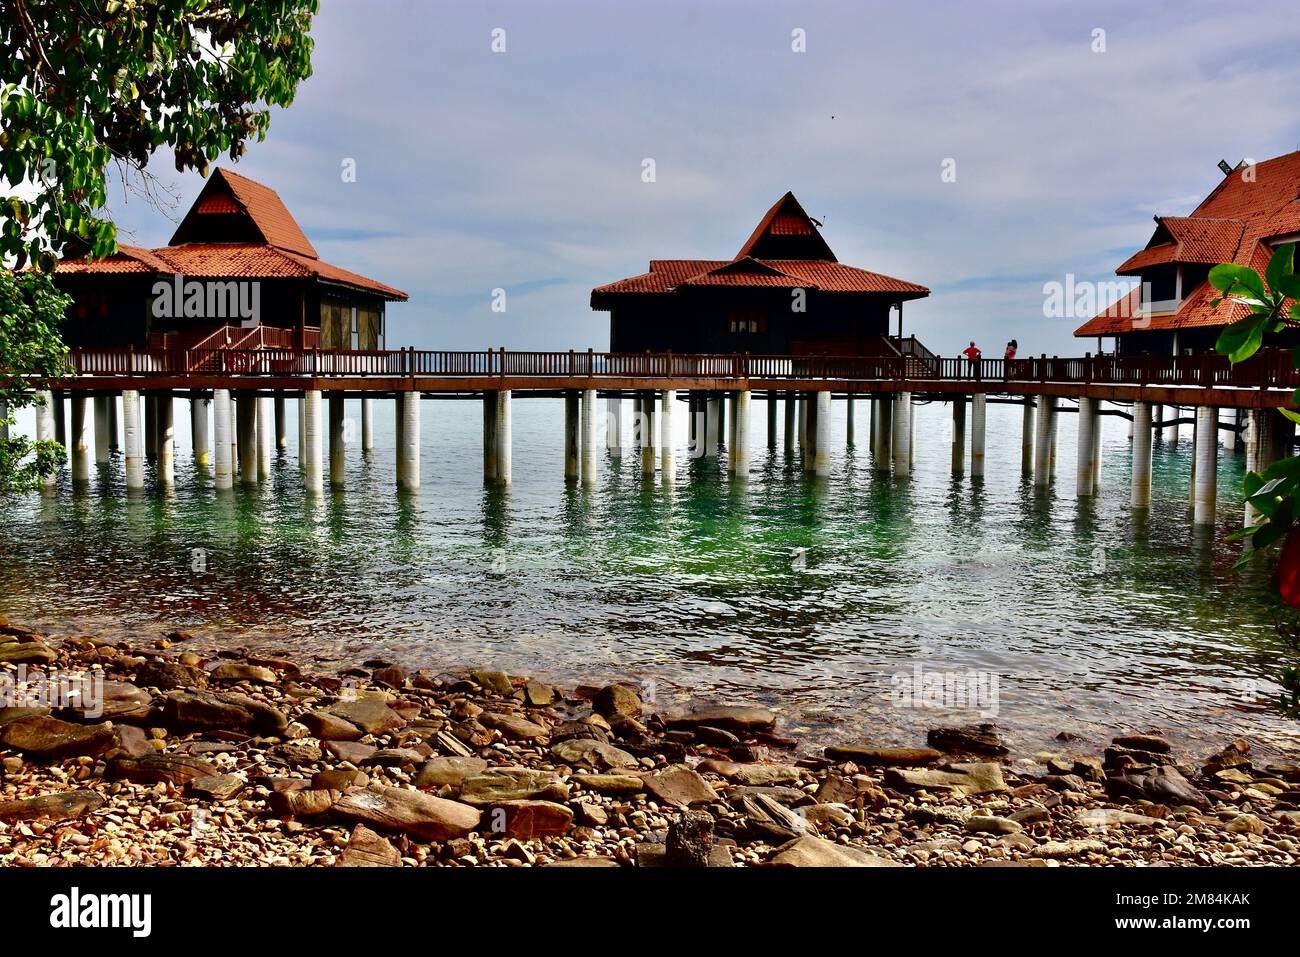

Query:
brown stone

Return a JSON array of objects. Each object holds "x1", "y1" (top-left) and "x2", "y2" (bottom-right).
[
  {"x1": 0, "y1": 716, "x2": 117, "y2": 758},
  {"x1": 110, "y1": 753, "x2": 219, "y2": 785},
  {"x1": 0, "y1": 789, "x2": 104, "y2": 823},
  {"x1": 488, "y1": 799, "x2": 574, "y2": 838},
  {"x1": 824, "y1": 744, "x2": 943, "y2": 766},
  {"x1": 337, "y1": 824, "x2": 402, "y2": 867},
  {"x1": 334, "y1": 785, "x2": 481, "y2": 840},
  {"x1": 664, "y1": 705, "x2": 775, "y2": 733},
  {"x1": 643, "y1": 765, "x2": 719, "y2": 807},
  {"x1": 326, "y1": 697, "x2": 405, "y2": 735},
  {"x1": 592, "y1": 683, "x2": 642, "y2": 719}
]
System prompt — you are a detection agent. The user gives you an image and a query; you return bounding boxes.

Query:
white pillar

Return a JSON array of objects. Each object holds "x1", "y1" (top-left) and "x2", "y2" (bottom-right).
[
  {"x1": 257, "y1": 395, "x2": 273, "y2": 480},
  {"x1": 122, "y1": 390, "x2": 143, "y2": 490},
  {"x1": 71, "y1": 396, "x2": 91, "y2": 483},
  {"x1": 641, "y1": 392, "x2": 656, "y2": 475},
  {"x1": 951, "y1": 396, "x2": 966, "y2": 475},
  {"x1": 274, "y1": 394, "x2": 288, "y2": 451},
  {"x1": 237, "y1": 394, "x2": 257, "y2": 487},
  {"x1": 732, "y1": 390, "x2": 752, "y2": 479},
  {"x1": 144, "y1": 396, "x2": 157, "y2": 461},
  {"x1": 783, "y1": 395, "x2": 796, "y2": 453},
  {"x1": 494, "y1": 389, "x2": 512, "y2": 486},
  {"x1": 361, "y1": 397, "x2": 374, "y2": 453},
  {"x1": 970, "y1": 394, "x2": 986, "y2": 478},
  {"x1": 768, "y1": 393, "x2": 779, "y2": 448},
  {"x1": 1131, "y1": 401, "x2": 1152, "y2": 509},
  {"x1": 34, "y1": 391, "x2": 56, "y2": 488},
  {"x1": 705, "y1": 397, "x2": 722, "y2": 458},
  {"x1": 303, "y1": 390, "x2": 323, "y2": 493},
  {"x1": 1021, "y1": 398, "x2": 1035, "y2": 474},
  {"x1": 1033, "y1": 395, "x2": 1056, "y2": 487},
  {"x1": 192, "y1": 396, "x2": 211, "y2": 469},
  {"x1": 329, "y1": 393, "x2": 345, "y2": 487},
  {"x1": 1093, "y1": 401, "x2": 1104, "y2": 490},
  {"x1": 565, "y1": 392, "x2": 580, "y2": 481},
  {"x1": 797, "y1": 397, "x2": 807, "y2": 450},
  {"x1": 874, "y1": 397, "x2": 892, "y2": 470},
  {"x1": 813, "y1": 391, "x2": 830, "y2": 476},
  {"x1": 398, "y1": 392, "x2": 420, "y2": 490},
  {"x1": 156, "y1": 393, "x2": 174, "y2": 486},
  {"x1": 213, "y1": 390, "x2": 233, "y2": 490},
  {"x1": 606, "y1": 397, "x2": 622, "y2": 454},
  {"x1": 93, "y1": 396, "x2": 110, "y2": 465},
  {"x1": 1162, "y1": 404, "x2": 1179, "y2": 444},
  {"x1": 298, "y1": 394, "x2": 306, "y2": 471},
  {"x1": 845, "y1": 396, "x2": 855, "y2": 447},
  {"x1": 1076, "y1": 397, "x2": 1097, "y2": 497},
  {"x1": 1193, "y1": 406, "x2": 1218, "y2": 525},
  {"x1": 660, "y1": 389, "x2": 676, "y2": 481},
  {"x1": 107, "y1": 394, "x2": 119, "y2": 452},
  {"x1": 581, "y1": 388, "x2": 598, "y2": 485},
  {"x1": 892, "y1": 393, "x2": 912, "y2": 476}
]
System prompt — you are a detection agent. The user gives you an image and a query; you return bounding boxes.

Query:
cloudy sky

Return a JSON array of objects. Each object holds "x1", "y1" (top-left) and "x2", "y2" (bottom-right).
[{"x1": 104, "y1": 0, "x2": 1300, "y2": 356}]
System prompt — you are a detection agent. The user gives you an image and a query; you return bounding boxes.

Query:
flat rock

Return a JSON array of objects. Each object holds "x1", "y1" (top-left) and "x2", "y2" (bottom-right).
[
  {"x1": 572, "y1": 773, "x2": 644, "y2": 794},
  {"x1": 110, "y1": 753, "x2": 219, "y2": 785},
  {"x1": 0, "y1": 789, "x2": 104, "y2": 823},
  {"x1": 0, "y1": 716, "x2": 116, "y2": 758},
  {"x1": 187, "y1": 774, "x2": 246, "y2": 802},
  {"x1": 1104, "y1": 766, "x2": 1208, "y2": 808},
  {"x1": 927, "y1": 725, "x2": 1009, "y2": 757},
  {"x1": 163, "y1": 690, "x2": 287, "y2": 734},
  {"x1": 0, "y1": 706, "x2": 49, "y2": 728},
  {"x1": 480, "y1": 712, "x2": 549, "y2": 741},
  {"x1": 135, "y1": 658, "x2": 208, "y2": 690},
  {"x1": 322, "y1": 740, "x2": 378, "y2": 765},
  {"x1": 551, "y1": 737, "x2": 637, "y2": 770},
  {"x1": 334, "y1": 785, "x2": 480, "y2": 840},
  {"x1": 488, "y1": 799, "x2": 574, "y2": 838},
  {"x1": 270, "y1": 787, "x2": 341, "y2": 816},
  {"x1": 59, "y1": 680, "x2": 153, "y2": 723},
  {"x1": 302, "y1": 710, "x2": 365, "y2": 741},
  {"x1": 337, "y1": 824, "x2": 402, "y2": 867},
  {"x1": 0, "y1": 643, "x2": 56, "y2": 664},
  {"x1": 664, "y1": 705, "x2": 776, "y2": 733},
  {"x1": 592, "y1": 683, "x2": 642, "y2": 719},
  {"x1": 883, "y1": 762, "x2": 1008, "y2": 796},
  {"x1": 643, "y1": 765, "x2": 719, "y2": 808},
  {"x1": 546, "y1": 856, "x2": 620, "y2": 867},
  {"x1": 326, "y1": 697, "x2": 405, "y2": 735},
  {"x1": 966, "y1": 815, "x2": 1022, "y2": 834},
  {"x1": 459, "y1": 768, "x2": 570, "y2": 806},
  {"x1": 414, "y1": 756, "x2": 488, "y2": 789},
  {"x1": 210, "y1": 662, "x2": 278, "y2": 684},
  {"x1": 767, "y1": 833, "x2": 901, "y2": 867},
  {"x1": 1075, "y1": 808, "x2": 1159, "y2": 828},
  {"x1": 1113, "y1": 734, "x2": 1171, "y2": 754},
  {"x1": 697, "y1": 759, "x2": 800, "y2": 786},
  {"x1": 823, "y1": 744, "x2": 943, "y2": 766},
  {"x1": 470, "y1": 670, "x2": 514, "y2": 696}
]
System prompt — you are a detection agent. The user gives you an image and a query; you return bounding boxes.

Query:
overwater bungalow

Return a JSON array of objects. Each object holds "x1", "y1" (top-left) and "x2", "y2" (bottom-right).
[
  {"x1": 1075, "y1": 149, "x2": 1300, "y2": 356},
  {"x1": 590, "y1": 191, "x2": 930, "y2": 357},
  {"x1": 53, "y1": 168, "x2": 407, "y2": 353}
]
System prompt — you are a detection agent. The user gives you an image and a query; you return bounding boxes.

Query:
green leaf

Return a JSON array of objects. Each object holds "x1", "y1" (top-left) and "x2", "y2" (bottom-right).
[
  {"x1": 1210, "y1": 263, "x2": 1267, "y2": 300},
  {"x1": 1216, "y1": 315, "x2": 1266, "y2": 363},
  {"x1": 1266, "y1": 243, "x2": 1296, "y2": 294}
]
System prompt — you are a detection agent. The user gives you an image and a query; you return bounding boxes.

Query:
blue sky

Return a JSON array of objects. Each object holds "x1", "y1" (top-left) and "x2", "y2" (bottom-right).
[{"x1": 104, "y1": 0, "x2": 1300, "y2": 356}]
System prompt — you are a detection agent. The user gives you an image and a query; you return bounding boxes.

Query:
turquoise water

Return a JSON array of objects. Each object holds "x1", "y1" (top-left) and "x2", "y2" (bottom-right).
[{"x1": 2, "y1": 396, "x2": 1297, "y2": 757}]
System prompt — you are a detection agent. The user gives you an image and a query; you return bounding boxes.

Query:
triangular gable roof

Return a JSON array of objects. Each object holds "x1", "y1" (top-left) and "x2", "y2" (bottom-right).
[
  {"x1": 678, "y1": 256, "x2": 808, "y2": 287},
  {"x1": 735, "y1": 191, "x2": 837, "y2": 261},
  {"x1": 169, "y1": 168, "x2": 318, "y2": 258}
]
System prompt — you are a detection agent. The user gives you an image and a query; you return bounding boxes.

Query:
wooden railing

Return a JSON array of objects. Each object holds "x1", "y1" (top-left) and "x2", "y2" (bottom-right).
[{"x1": 56, "y1": 347, "x2": 1300, "y2": 390}]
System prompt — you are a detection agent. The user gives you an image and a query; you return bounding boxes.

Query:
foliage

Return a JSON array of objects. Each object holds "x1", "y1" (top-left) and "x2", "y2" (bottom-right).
[
  {"x1": 1210, "y1": 243, "x2": 1300, "y2": 564},
  {"x1": 0, "y1": 269, "x2": 72, "y2": 492},
  {"x1": 1, "y1": 0, "x2": 318, "y2": 270}
]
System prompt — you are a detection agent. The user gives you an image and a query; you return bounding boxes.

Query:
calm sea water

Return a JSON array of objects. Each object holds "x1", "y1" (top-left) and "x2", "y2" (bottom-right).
[{"x1": 2, "y1": 396, "x2": 1297, "y2": 757}]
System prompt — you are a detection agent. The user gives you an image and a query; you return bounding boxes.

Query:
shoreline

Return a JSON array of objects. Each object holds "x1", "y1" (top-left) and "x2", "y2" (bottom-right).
[{"x1": 1, "y1": 617, "x2": 1297, "y2": 867}]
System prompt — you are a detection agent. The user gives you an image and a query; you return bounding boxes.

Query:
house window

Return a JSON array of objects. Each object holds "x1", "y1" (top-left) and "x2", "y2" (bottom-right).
[{"x1": 727, "y1": 310, "x2": 767, "y2": 334}]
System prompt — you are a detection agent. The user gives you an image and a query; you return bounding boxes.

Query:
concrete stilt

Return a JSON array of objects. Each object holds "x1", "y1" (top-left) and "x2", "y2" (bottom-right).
[
  {"x1": 34, "y1": 391, "x2": 56, "y2": 487},
  {"x1": 71, "y1": 396, "x2": 91, "y2": 483},
  {"x1": 275, "y1": 395, "x2": 288, "y2": 451},
  {"x1": 494, "y1": 390, "x2": 512, "y2": 486},
  {"x1": 581, "y1": 388, "x2": 598, "y2": 484},
  {"x1": 1021, "y1": 398, "x2": 1036, "y2": 474},
  {"x1": 51, "y1": 390, "x2": 65, "y2": 450},
  {"x1": 298, "y1": 395, "x2": 306, "y2": 471},
  {"x1": 1163, "y1": 404, "x2": 1179, "y2": 444},
  {"x1": 797, "y1": 397, "x2": 807, "y2": 450},
  {"x1": 145, "y1": 396, "x2": 157, "y2": 461},
  {"x1": 606, "y1": 397, "x2": 622, "y2": 454},
  {"x1": 482, "y1": 392, "x2": 497, "y2": 482},
  {"x1": 94, "y1": 396, "x2": 110, "y2": 464},
  {"x1": 784, "y1": 395, "x2": 796, "y2": 453},
  {"x1": 661, "y1": 389, "x2": 676, "y2": 480},
  {"x1": 733, "y1": 390, "x2": 751, "y2": 479},
  {"x1": 874, "y1": 397, "x2": 893, "y2": 470},
  {"x1": 157, "y1": 394, "x2": 175, "y2": 486},
  {"x1": 361, "y1": 397, "x2": 374, "y2": 453},
  {"x1": 107, "y1": 395, "x2": 119, "y2": 452},
  {"x1": 1093, "y1": 402, "x2": 1103, "y2": 489},
  {"x1": 1076, "y1": 397, "x2": 1097, "y2": 497},
  {"x1": 122, "y1": 390, "x2": 143, "y2": 490},
  {"x1": 398, "y1": 392, "x2": 420, "y2": 490},
  {"x1": 705, "y1": 396, "x2": 721, "y2": 458},
  {"x1": 970, "y1": 394, "x2": 986, "y2": 478},
  {"x1": 1245, "y1": 409, "x2": 1274, "y2": 526},
  {"x1": 257, "y1": 395, "x2": 273, "y2": 480},
  {"x1": 1130, "y1": 402, "x2": 1153, "y2": 508},
  {"x1": 329, "y1": 394, "x2": 346, "y2": 487},
  {"x1": 1193, "y1": 406, "x2": 1218, "y2": 525},
  {"x1": 303, "y1": 390, "x2": 323, "y2": 493},
  {"x1": 1047, "y1": 399, "x2": 1059, "y2": 478},
  {"x1": 892, "y1": 393, "x2": 912, "y2": 476},
  {"x1": 1033, "y1": 395, "x2": 1056, "y2": 486},
  {"x1": 951, "y1": 396, "x2": 967, "y2": 475},
  {"x1": 813, "y1": 391, "x2": 831, "y2": 476},
  {"x1": 802, "y1": 393, "x2": 817, "y2": 473},
  {"x1": 767, "y1": 393, "x2": 779, "y2": 448},
  {"x1": 565, "y1": 393, "x2": 580, "y2": 481},
  {"x1": 846, "y1": 395, "x2": 855, "y2": 446},
  {"x1": 213, "y1": 390, "x2": 233, "y2": 490},
  {"x1": 192, "y1": 396, "x2": 211, "y2": 469},
  {"x1": 641, "y1": 392, "x2": 656, "y2": 476}
]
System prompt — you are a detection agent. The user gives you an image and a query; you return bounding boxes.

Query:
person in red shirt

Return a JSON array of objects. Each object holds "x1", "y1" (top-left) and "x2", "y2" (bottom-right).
[{"x1": 962, "y1": 341, "x2": 982, "y2": 378}]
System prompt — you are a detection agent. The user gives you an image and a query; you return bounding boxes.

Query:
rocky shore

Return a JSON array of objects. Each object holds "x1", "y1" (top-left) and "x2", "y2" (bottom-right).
[{"x1": 1, "y1": 617, "x2": 1298, "y2": 867}]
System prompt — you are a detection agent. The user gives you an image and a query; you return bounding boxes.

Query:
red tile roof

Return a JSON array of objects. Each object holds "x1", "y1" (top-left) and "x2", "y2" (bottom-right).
[
  {"x1": 592, "y1": 192, "x2": 927, "y2": 308},
  {"x1": 1077, "y1": 150, "x2": 1300, "y2": 337},
  {"x1": 57, "y1": 168, "x2": 406, "y2": 300}
]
